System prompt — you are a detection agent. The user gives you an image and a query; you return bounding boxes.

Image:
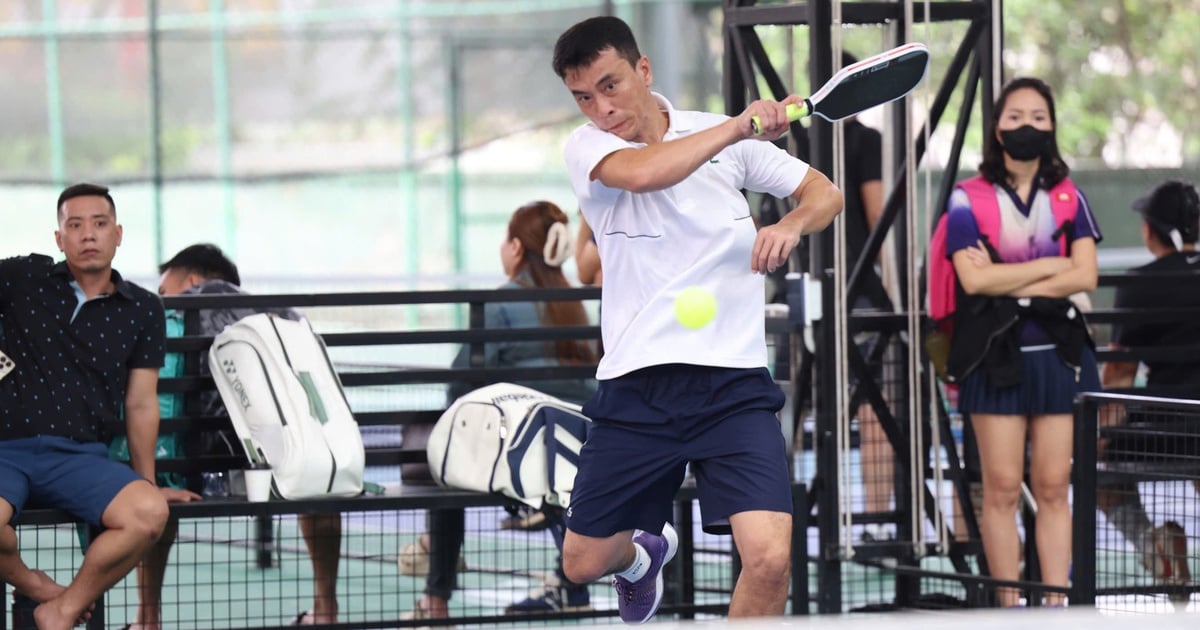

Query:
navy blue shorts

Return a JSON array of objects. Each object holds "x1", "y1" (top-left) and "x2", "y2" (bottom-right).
[
  {"x1": 567, "y1": 364, "x2": 791, "y2": 536},
  {"x1": 0, "y1": 436, "x2": 146, "y2": 526},
  {"x1": 958, "y1": 346, "x2": 1101, "y2": 415}
]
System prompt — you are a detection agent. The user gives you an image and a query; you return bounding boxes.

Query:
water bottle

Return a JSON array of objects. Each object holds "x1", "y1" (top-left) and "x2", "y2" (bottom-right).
[{"x1": 201, "y1": 471, "x2": 229, "y2": 497}]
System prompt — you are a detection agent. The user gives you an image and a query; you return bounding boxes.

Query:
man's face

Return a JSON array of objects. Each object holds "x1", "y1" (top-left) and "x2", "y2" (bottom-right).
[
  {"x1": 55, "y1": 195, "x2": 122, "y2": 274},
  {"x1": 158, "y1": 267, "x2": 201, "y2": 296},
  {"x1": 563, "y1": 47, "x2": 654, "y2": 143}
]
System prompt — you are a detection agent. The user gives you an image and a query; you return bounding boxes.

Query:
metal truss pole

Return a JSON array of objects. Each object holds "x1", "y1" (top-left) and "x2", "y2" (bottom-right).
[{"x1": 721, "y1": 0, "x2": 1004, "y2": 613}]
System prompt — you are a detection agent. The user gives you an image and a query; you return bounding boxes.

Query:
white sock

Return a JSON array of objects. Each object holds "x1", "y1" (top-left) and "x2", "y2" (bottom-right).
[{"x1": 615, "y1": 542, "x2": 651, "y2": 582}]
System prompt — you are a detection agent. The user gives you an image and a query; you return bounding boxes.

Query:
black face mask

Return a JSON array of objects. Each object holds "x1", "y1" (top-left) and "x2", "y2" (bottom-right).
[{"x1": 999, "y1": 125, "x2": 1053, "y2": 162}]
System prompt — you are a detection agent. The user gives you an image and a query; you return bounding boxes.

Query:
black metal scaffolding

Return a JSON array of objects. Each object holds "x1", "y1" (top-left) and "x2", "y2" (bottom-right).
[{"x1": 721, "y1": 0, "x2": 1002, "y2": 612}]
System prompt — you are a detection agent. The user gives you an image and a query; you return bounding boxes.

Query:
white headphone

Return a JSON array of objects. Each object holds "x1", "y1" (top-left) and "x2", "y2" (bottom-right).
[{"x1": 542, "y1": 221, "x2": 574, "y2": 268}]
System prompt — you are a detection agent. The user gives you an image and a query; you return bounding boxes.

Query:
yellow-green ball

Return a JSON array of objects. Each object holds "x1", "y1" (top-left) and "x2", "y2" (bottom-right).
[{"x1": 674, "y1": 286, "x2": 717, "y2": 329}]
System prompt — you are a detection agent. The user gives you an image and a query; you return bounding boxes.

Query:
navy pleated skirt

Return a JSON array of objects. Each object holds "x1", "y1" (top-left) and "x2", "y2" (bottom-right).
[{"x1": 957, "y1": 346, "x2": 1101, "y2": 415}]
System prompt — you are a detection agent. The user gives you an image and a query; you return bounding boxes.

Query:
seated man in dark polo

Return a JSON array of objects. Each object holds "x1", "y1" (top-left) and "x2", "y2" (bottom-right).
[{"x1": 0, "y1": 183, "x2": 170, "y2": 630}]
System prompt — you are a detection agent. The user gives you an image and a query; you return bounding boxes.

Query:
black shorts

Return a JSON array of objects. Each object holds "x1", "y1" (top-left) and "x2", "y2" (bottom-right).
[{"x1": 567, "y1": 365, "x2": 792, "y2": 536}]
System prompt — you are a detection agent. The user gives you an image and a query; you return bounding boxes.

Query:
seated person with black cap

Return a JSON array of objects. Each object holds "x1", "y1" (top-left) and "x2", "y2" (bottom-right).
[{"x1": 1099, "y1": 179, "x2": 1200, "y2": 597}]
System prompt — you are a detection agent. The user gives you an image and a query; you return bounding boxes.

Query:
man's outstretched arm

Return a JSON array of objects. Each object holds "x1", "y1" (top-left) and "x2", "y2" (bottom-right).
[{"x1": 592, "y1": 97, "x2": 803, "y2": 193}]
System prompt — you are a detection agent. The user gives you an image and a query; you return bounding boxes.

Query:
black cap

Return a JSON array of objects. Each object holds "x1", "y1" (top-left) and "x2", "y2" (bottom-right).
[{"x1": 1132, "y1": 180, "x2": 1200, "y2": 245}]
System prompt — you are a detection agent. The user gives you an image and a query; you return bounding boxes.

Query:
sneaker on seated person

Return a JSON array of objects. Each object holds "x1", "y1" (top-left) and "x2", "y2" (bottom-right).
[
  {"x1": 499, "y1": 505, "x2": 554, "y2": 532},
  {"x1": 861, "y1": 522, "x2": 897, "y2": 543},
  {"x1": 397, "y1": 534, "x2": 466, "y2": 576},
  {"x1": 504, "y1": 581, "x2": 591, "y2": 614}
]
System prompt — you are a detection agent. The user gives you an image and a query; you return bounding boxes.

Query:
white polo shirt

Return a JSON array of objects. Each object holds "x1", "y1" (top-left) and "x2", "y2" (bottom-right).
[{"x1": 564, "y1": 93, "x2": 809, "y2": 379}]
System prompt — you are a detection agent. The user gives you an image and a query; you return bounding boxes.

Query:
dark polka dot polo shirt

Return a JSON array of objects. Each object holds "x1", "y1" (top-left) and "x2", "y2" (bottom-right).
[{"x1": 0, "y1": 254, "x2": 165, "y2": 443}]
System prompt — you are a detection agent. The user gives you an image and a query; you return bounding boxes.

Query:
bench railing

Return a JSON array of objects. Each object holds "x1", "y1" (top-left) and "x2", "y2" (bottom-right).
[
  {"x1": 8, "y1": 286, "x2": 786, "y2": 630},
  {"x1": 1072, "y1": 391, "x2": 1200, "y2": 608}
]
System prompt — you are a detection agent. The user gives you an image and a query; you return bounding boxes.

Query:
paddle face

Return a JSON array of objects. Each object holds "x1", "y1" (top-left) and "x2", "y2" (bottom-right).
[
  {"x1": 809, "y1": 43, "x2": 930, "y2": 122},
  {"x1": 748, "y1": 43, "x2": 930, "y2": 134}
]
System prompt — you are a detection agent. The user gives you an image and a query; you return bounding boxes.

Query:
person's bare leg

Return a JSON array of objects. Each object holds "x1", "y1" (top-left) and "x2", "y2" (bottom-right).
[
  {"x1": 561, "y1": 529, "x2": 636, "y2": 585},
  {"x1": 298, "y1": 513, "x2": 341, "y2": 623},
  {"x1": 127, "y1": 517, "x2": 178, "y2": 630},
  {"x1": 858, "y1": 404, "x2": 895, "y2": 525},
  {"x1": 34, "y1": 481, "x2": 168, "y2": 630},
  {"x1": 727, "y1": 510, "x2": 791, "y2": 617},
  {"x1": 971, "y1": 413, "x2": 1028, "y2": 607},
  {"x1": 0, "y1": 517, "x2": 69, "y2": 604},
  {"x1": 1029, "y1": 413, "x2": 1073, "y2": 606},
  {"x1": 0, "y1": 502, "x2": 92, "y2": 626}
]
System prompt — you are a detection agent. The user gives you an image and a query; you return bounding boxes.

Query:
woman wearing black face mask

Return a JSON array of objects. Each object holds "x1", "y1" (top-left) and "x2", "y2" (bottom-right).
[{"x1": 940, "y1": 77, "x2": 1103, "y2": 607}]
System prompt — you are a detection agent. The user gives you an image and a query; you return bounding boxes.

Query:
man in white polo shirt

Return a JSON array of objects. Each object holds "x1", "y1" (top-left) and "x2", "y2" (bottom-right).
[{"x1": 552, "y1": 16, "x2": 842, "y2": 623}]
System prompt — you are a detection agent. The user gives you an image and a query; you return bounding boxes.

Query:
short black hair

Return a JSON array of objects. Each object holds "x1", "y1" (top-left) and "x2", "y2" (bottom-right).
[
  {"x1": 159, "y1": 243, "x2": 241, "y2": 286},
  {"x1": 552, "y1": 16, "x2": 642, "y2": 80},
  {"x1": 57, "y1": 183, "x2": 115, "y2": 219}
]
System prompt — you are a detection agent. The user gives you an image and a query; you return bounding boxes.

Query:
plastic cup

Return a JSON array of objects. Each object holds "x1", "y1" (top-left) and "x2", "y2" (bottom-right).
[{"x1": 244, "y1": 465, "x2": 273, "y2": 502}]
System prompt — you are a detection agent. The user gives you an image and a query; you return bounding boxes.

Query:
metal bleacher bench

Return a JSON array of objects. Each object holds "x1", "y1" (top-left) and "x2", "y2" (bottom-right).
[
  {"x1": 6, "y1": 287, "x2": 605, "y2": 628},
  {"x1": 5, "y1": 286, "x2": 786, "y2": 629}
]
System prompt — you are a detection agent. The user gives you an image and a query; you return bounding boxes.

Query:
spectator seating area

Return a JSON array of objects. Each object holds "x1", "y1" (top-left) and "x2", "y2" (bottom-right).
[{"x1": 4, "y1": 287, "x2": 793, "y2": 629}]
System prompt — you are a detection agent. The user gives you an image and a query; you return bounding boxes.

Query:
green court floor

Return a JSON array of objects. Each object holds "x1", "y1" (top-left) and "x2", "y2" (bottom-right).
[{"x1": 14, "y1": 505, "x2": 738, "y2": 629}]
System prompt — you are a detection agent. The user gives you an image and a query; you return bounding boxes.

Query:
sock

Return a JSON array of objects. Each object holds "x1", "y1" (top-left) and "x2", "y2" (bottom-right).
[
  {"x1": 1106, "y1": 501, "x2": 1153, "y2": 556},
  {"x1": 615, "y1": 542, "x2": 651, "y2": 582}
]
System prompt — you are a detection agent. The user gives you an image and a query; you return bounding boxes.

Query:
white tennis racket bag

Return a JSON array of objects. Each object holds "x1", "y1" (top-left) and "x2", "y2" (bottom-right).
[
  {"x1": 427, "y1": 383, "x2": 591, "y2": 509},
  {"x1": 210, "y1": 313, "x2": 365, "y2": 499}
]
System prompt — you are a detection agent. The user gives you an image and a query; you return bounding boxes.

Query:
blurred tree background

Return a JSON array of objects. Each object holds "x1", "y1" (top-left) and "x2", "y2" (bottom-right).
[
  {"x1": 1004, "y1": 0, "x2": 1199, "y2": 167},
  {"x1": 0, "y1": 0, "x2": 1196, "y2": 286}
]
